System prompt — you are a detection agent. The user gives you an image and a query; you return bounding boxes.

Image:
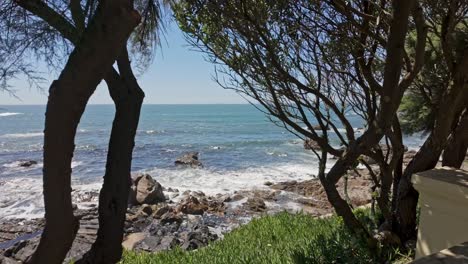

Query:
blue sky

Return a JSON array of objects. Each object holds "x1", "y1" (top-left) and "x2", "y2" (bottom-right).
[{"x1": 0, "y1": 21, "x2": 246, "y2": 105}]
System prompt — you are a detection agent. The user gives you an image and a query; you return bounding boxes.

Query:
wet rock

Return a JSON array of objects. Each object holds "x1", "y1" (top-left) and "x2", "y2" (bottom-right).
[
  {"x1": 18, "y1": 161, "x2": 37, "y2": 168},
  {"x1": 178, "y1": 196, "x2": 207, "y2": 215},
  {"x1": 264, "y1": 181, "x2": 273, "y2": 186},
  {"x1": 243, "y1": 197, "x2": 266, "y2": 212},
  {"x1": 175, "y1": 152, "x2": 203, "y2": 168},
  {"x1": 304, "y1": 139, "x2": 321, "y2": 150},
  {"x1": 129, "y1": 174, "x2": 166, "y2": 205}
]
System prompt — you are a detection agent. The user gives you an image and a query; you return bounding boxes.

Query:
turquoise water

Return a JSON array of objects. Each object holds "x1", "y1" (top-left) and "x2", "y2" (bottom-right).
[{"x1": 0, "y1": 104, "x2": 424, "y2": 218}]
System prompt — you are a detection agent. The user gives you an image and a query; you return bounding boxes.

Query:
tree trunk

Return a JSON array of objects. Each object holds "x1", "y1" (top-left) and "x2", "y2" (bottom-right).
[
  {"x1": 27, "y1": 2, "x2": 140, "y2": 263},
  {"x1": 77, "y1": 48, "x2": 144, "y2": 264},
  {"x1": 394, "y1": 52, "x2": 468, "y2": 242},
  {"x1": 442, "y1": 109, "x2": 468, "y2": 168}
]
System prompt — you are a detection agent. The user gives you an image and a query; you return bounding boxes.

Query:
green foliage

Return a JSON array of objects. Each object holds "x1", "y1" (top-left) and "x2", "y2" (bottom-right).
[
  {"x1": 399, "y1": 92, "x2": 433, "y2": 134},
  {"x1": 121, "y1": 211, "x2": 382, "y2": 264}
]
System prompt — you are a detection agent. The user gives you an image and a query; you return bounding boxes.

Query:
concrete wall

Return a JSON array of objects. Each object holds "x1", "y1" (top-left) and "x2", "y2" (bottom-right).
[{"x1": 412, "y1": 168, "x2": 468, "y2": 259}]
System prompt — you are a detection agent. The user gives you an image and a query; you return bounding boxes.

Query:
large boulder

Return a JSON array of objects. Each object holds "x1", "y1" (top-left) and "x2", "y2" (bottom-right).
[
  {"x1": 175, "y1": 152, "x2": 203, "y2": 168},
  {"x1": 129, "y1": 174, "x2": 166, "y2": 205}
]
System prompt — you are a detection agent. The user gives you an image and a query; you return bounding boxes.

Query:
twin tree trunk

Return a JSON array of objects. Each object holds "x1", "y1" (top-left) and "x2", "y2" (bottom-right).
[
  {"x1": 27, "y1": 1, "x2": 140, "y2": 263},
  {"x1": 77, "y1": 49, "x2": 144, "y2": 264}
]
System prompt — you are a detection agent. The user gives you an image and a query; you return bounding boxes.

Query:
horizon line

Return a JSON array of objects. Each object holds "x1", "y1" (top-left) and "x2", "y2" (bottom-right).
[{"x1": 0, "y1": 102, "x2": 253, "y2": 106}]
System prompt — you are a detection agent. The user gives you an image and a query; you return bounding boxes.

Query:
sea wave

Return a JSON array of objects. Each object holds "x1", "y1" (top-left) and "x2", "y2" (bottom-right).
[
  {"x1": 0, "y1": 132, "x2": 43, "y2": 138},
  {"x1": 0, "y1": 112, "x2": 22, "y2": 117}
]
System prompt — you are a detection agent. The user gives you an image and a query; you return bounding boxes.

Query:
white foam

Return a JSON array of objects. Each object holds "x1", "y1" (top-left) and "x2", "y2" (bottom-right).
[
  {"x1": 0, "y1": 177, "x2": 102, "y2": 219},
  {"x1": 0, "y1": 132, "x2": 43, "y2": 138},
  {"x1": 71, "y1": 161, "x2": 83, "y2": 169},
  {"x1": 0, "y1": 112, "x2": 22, "y2": 117},
  {"x1": 143, "y1": 163, "x2": 320, "y2": 196}
]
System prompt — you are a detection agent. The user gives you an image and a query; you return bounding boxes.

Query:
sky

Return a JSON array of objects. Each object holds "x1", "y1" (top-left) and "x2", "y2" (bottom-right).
[{"x1": 0, "y1": 21, "x2": 246, "y2": 105}]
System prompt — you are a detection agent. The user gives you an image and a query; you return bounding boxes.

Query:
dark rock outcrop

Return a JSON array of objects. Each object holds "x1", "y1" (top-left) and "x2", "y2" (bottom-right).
[
  {"x1": 18, "y1": 161, "x2": 37, "y2": 168},
  {"x1": 175, "y1": 152, "x2": 203, "y2": 168}
]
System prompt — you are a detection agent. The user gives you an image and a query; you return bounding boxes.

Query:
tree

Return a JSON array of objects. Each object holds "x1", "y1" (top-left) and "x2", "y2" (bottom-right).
[
  {"x1": 394, "y1": 0, "x2": 468, "y2": 240},
  {"x1": 1, "y1": 0, "x2": 165, "y2": 262},
  {"x1": 28, "y1": 0, "x2": 140, "y2": 262},
  {"x1": 175, "y1": 0, "x2": 468, "y2": 249},
  {"x1": 174, "y1": 0, "x2": 425, "y2": 252}
]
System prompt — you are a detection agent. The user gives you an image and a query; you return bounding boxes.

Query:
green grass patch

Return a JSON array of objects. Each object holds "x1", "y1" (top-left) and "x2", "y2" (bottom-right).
[{"x1": 121, "y1": 210, "x2": 382, "y2": 264}]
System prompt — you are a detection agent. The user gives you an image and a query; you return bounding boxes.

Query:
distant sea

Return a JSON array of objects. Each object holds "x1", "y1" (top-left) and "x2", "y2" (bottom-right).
[{"x1": 0, "y1": 105, "x2": 426, "y2": 219}]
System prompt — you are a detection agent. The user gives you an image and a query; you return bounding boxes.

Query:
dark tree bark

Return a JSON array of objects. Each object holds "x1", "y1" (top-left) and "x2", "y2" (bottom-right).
[
  {"x1": 395, "y1": 52, "x2": 468, "y2": 242},
  {"x1": 442, "y1": 109, "x2": 468, "y2": 168},
  {"x1": 77, "y1": 48, "x2": 144, "y2": 264},
  {"x1": 14, "y1": 2, "x2": 146, "y2": 261},
  {"x1": 27, "y1": 1, "x2": 140, "y2": 263}
]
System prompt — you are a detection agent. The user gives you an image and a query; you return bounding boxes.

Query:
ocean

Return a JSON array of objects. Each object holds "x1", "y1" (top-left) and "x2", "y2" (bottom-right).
[{"x1": 0, "y1": 105, "x2": 426, "y2": 219}]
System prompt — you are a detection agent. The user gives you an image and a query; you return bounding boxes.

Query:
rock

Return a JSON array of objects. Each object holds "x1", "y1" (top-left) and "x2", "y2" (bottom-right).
[
  {"x1": 296, "y1": 198, "x2": 317, "y2": 207},
  {"x1": 153, "y1": 205, "x2": 172, "y2": 219},
  {"x1": 178, "y1": 196, "x2": 207, "y2": 215},
  {"x1": 140, "y1": 204, "x2": 154, "y2": 216},
  {"x1": 160, "y1": 212, "x2": 182, "y2": 225},
  {"x1": 264, "y1": 181, "x2": 273, "y2": 186},
  {"x1": 243, "y1": 197, "x2": 266, "y2": 212},
  {"x1": 216, "y1": 194, "x2": 231, "y2": 203},
  {"x1": 122, "y1": 232, "x2": 146, "y2": 250},
  {"x1": 180, "y1": 226, "x2": 217, "y2": 250},
  {"x1": 0, "y1": 256, "x2": 20, "y2": 264},
  {"x1": 156, "y1": 236, "x2": 178, "y2": 251},
  {"x1": 175, "y1": 152, "x2": 203, "y2": 168},
  {"x1": 136, "y1": 236, "x2": 162, "y2": 252},
  {"x1": 230, "y1": 194, "x2": 244, "y2": 202},
  {"x1": 304, "y1": 139, "x2": 320, "y2": 150},
  {"x1": 18, "y1": 160, "x2": 37, "y2": 167},
  {"x1": 270, "y1": 180, "x2": 297, "y2": 191},
  {"x1": 129, "y1": 174, "x2": 166, "y2": 205}
]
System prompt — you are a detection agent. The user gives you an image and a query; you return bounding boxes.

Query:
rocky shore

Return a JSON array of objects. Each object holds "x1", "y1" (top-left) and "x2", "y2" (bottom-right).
[
  {"x1": 0, "y1": 150, "x2": 420, "y2": 263},
  {"x1": 0, "y1": 171, "x2": 376, "y2": 263}
]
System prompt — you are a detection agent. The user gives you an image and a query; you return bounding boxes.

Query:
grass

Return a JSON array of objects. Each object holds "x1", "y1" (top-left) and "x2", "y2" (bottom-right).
[{"x1": 120, "y1": 209, "x2": 406, "y2": 264}]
